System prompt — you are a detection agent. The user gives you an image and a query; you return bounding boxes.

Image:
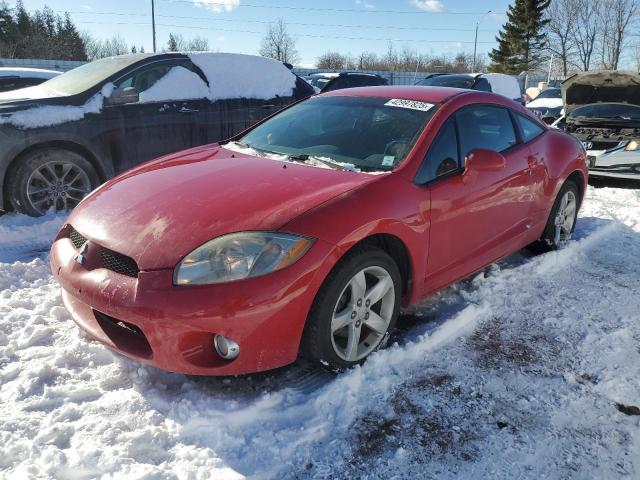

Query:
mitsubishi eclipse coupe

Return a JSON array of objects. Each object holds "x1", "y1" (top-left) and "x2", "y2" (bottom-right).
[{"x1": 50, "y1": 86, "x2": 588, "y2": 375}]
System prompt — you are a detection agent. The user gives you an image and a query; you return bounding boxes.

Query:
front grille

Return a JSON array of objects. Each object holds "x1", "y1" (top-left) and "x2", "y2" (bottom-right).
[
  {"x1": 93, "y1": 310, "x2": 152, "y2": 359},
  {"x1": 66, "y1": 225, "x2": 140, "y2": 278},
  {"x1": 100, "y1": 248, "x2": 140, "y2": 278},
  {"x1": 588, "y1": 141, "x2": 620, "y2": 151},
  {"x1": 68, "y1": 227, "x2": 87, "y2": 249}
]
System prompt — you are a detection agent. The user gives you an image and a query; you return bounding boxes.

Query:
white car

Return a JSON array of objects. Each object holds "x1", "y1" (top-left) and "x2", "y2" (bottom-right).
[
  {"x1": 0, "y1": 67, "x2": 61, "y2": 93},
  {"x1": 526, "y1": 87, "x2": 563, "y2": 124},
  {"x1": 416, "y1": 73, "x2": 523, "y2": 103}
]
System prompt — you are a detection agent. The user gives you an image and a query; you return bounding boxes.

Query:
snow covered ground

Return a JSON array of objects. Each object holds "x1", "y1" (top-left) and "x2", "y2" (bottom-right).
[{"x1": 1, "y1": 185, "x2": 639, "y2": 479}]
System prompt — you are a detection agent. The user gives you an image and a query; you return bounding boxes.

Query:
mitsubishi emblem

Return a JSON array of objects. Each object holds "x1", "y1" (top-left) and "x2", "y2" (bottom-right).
[{"x1": 74, "y1": 242, "x2": 88, "y2": 265}]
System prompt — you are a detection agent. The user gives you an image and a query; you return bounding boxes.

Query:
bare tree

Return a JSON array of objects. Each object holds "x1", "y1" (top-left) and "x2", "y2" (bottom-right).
[
  {"x1": 188, "y1": 36, "x2": 209, "y2": 51},
  {"x1": 259, "y1": 18, "x2": 298, "y2": 64},
  {"x1": 571, "y1": 0, "x2": 601, "y2": 70},
  {"x1": 598, "y1": 0, "x2": 638, "y2": 69},
  {"x1": 83, "y1": 32, "x2": 129, "y2": 59},
  {"x1": 545, "y1": 0, "x2": 578, "y2": 76},
  {"x1": 317, "y1": 51, "x2": 347, "y2": 69}
]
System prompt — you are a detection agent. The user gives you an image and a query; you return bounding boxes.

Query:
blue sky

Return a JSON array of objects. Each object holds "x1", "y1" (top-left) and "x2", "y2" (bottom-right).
[{"x1": 19, "y1": 0, "x2": 512, "y2": 66}]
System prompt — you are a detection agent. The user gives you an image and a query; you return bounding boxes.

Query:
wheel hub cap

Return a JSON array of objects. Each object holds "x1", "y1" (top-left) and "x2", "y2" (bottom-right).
[
  {"x1": 330, "y1": 265, "x2": 395, "y2": 362},
  {"x1": 26, "y1": 161, "x2": 91, "y2": 215}
]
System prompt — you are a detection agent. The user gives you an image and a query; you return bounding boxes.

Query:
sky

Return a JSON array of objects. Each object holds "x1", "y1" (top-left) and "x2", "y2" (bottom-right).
[{"x1": 19, "y1": 0, "x2": 513, "y2": 67}]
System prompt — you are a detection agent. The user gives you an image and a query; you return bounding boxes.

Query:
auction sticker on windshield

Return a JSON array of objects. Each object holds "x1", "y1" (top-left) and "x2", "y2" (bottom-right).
[{"x1": 384, "y1": 99, "x2": 435, "y2": 111}]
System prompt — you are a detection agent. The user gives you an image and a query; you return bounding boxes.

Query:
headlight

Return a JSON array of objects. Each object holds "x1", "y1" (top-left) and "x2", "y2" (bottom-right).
[
  {"x1": 625, "y1": 140, "x2": 639, "y2": 151},
  {"x1": 174, "y1": 232, "x2": 314, "y2": 285}
]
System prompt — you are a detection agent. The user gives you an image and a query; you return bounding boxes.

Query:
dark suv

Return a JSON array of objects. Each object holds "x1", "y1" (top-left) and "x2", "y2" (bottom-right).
[{"x1": 0, "y1": 53, "x2": 314, "y2": 216}]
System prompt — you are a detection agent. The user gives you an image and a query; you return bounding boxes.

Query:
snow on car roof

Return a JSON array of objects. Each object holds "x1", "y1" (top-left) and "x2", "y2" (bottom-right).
[
  {"x1": 0, "y1": 67, "x2": 61, "y2": 79},
  {"x1": 188, "y1": 52, "x2": 296, "y2": 100}
]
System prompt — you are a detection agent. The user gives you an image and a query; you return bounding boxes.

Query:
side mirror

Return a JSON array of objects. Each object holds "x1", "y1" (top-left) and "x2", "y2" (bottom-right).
[
  {"x1": 464, "y1": 148, "x2": 506, "y2": 173},
  {"x1": 106, "y1": 86, "x2": 139, "y2": 106}
]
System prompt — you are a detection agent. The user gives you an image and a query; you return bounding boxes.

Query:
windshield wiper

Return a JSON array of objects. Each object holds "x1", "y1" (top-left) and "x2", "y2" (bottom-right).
[{"x1": 286, "y1": 154, "x2": 349, "y2": 171}]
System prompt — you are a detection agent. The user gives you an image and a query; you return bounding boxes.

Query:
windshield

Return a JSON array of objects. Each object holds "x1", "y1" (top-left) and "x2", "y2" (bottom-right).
[
  {"x1": 239, "y1": 96, "x2": 436, "y2": 171},
  {"x1": 569, "y1": 103, "x2": 640, "y2": 121},
  {"x1": 40, "y1": 55, "x2": 147, "y2": 96},
  {"x1": 417, "y1": 75, "x2": 474, "y2": 89},
  {"x1": 535, "y1": 88, "x2": 561, "y2": 99}
]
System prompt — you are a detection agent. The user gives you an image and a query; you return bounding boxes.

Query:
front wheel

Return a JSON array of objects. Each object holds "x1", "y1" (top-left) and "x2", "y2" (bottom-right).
[
  {"x1": 7, "y1": 148, "x2": 100, "y2": 216},
  {"x1": 530, "y1": 179, "x2": 579, "y2": 252},
  {"x1": 301, "y1": 246, "x2": 402, "y2": 371}
]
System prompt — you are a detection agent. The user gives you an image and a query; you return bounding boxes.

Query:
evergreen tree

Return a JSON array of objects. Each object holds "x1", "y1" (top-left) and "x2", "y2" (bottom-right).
[
  {"x1": 489, "y1": 0, "x2": 550, "y2": 74},
  {"x1": 167, "y1": 33, "x2": 178, "y2": 52}
]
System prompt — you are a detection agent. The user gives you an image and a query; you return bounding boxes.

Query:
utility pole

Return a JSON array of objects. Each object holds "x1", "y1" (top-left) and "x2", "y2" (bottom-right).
[
  {"x1": 151, "y1": 0, "x2": 157, "y2": 53},
  {"x1": 472, "y1": 10, "x2": 492, "y2": 72}
]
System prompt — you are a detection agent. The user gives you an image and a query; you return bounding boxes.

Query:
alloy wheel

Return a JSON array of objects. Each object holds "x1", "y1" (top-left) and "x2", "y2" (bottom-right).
[
  {"x1": 553, "y1": 189, "x2": 577, "y2": 246},
  {"x1": 26, "y1": 161, "x2": 91, "y2": 215},
  {"x1": 330, "y1": 265, "x2": 395, "y2": 362}
]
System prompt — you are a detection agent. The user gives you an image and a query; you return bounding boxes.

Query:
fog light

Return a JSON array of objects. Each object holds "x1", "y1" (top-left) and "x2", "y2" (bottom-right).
[{"x1": 214, "y1": 334, "x2": 240, "y2": 360}]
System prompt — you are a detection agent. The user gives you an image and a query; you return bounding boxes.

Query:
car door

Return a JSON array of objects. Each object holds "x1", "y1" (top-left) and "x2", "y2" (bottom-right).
[
  {"x1": 513, "y1": 112, "x2": 549, "y2": 226},
  {"x1": 99, "y1": 58, "x2": 211, "y2": 172},
  {"x1": 419, "y1": 105, "x2": 533, "y2": 292}
]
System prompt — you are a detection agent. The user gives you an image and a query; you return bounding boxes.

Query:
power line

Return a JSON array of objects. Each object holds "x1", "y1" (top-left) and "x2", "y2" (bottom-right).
[
  {"x1": 63, "y1": 10, "x2": 497, "y2": 33},
  {"x1": 157, "y1": 0, "x2": 504, "y2": 16},
  {"x1": 74, "y1": 20, "x2": 496, "y2": 44}
]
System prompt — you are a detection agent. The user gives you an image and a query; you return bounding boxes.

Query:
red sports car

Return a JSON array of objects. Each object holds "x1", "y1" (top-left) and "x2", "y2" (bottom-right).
[{"x1": 50, "y1": 86, "x2": 587, "y2": 375}]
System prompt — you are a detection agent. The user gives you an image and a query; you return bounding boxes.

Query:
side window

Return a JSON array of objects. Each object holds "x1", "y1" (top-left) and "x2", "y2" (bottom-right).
[
  {"x1": 414, "y1": 118, "x2": 459, "y2": 184},
  {"x1": 474, "y1": 78, "x2": 492, "y2": 92},
  {"x1": 111, "y1": 60, "x2": 201, "y2": 105},
  {"x1": 456, "y1": 106, "x2": 517, "y2": 158},
  {"x1": 515, "y1": 113, "x2": 545, "y2": 142}
]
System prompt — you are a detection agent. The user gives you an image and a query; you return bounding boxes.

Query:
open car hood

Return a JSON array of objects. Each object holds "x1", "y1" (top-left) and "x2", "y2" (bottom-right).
[{"x1": 562, "y1": 70, "x2": 640, "y2": 115}]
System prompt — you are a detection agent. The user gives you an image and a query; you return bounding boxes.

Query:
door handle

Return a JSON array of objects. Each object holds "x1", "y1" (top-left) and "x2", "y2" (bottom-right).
[{"x1": 179, "y1": 106, "x2": 199, "y2": 113}]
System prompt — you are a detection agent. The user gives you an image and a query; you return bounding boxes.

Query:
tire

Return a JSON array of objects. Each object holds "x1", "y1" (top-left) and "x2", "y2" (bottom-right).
[
  {"x1": 300, "y1": 245, "x2": 402, "y2": 371},
  {"x1": 7, "y1": 148, "x2": 100, "y2": 217},
  {"x1": 529, "y1": 179, "x2": 579, "y2": 253}
]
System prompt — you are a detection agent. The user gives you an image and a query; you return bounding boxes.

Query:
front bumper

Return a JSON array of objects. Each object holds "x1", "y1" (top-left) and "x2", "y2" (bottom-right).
[
  {"x1": 51, "y1": 234, "x2": 335, "y2": 375},
  {"x1": 587, "y1": 149, "x2": 640, "y2": 180}
]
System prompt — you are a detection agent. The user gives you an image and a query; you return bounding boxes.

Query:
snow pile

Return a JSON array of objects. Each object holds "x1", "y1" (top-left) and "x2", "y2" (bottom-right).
[
  {"x1": 0, "y1": 211, "x2": 66, "y2": 263},
  {"x1": 0, "y1": 186, "x2": 639, "y2": 478},
  {"x1": 139, "y1": 66, "x2": 209, "y2": 103},
  {"x1": 0, "y1": 83, "x2": 115, "y2": 129},
  {"x1": 189, "y1": 52, "x2": 296, "y2": 100}
]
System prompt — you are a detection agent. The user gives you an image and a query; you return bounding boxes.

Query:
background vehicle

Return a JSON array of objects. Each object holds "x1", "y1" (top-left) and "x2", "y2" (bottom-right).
[
  {"x1": 304, "y1": 72, "x2": 388, "y2": 93},
  {"x1": 0, "y1": 52, "x2": 314, "y2": 216},
  {"x1": 416, "y1": 73, "x2": 523, "y2": 103},
  {"x1": 561, "y1": 70, "x2": 640, "y2": 180},
  {"x1": 0, "y1": 67, "x2": 61, "y2": 92},
  {"x1": 51, "y1": 86, "x2": 587, "y2": 375},
  {"x1": 526, "y1": 87, "x2": 563, "y2": 124}
]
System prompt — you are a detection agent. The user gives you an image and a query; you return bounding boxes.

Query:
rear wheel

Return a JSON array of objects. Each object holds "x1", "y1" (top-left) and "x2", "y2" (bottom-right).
[
  {"x1": 530, "y1": 180, "x2": 579, "y2": 252},
  {"x1": 301, "y1": 246, "x2": 402, "y2": 371},
  {"x1": 7, "y1": 148, "x2": 99, "y2": 216}
]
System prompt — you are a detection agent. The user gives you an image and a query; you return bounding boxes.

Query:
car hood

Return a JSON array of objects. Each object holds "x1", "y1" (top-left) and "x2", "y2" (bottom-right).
[
  {"x1": 0, "y1": 84, "x2": 65, "y2": 111},
  {"x1": 562, "y1": 70, "x2": 640, "y2": 114},
  {"x1": 67, "y1": 144, "x2": 382, "y2": 270},
  {"x1": 526, "y1": 97, "x2": 563, "y2": 109}
]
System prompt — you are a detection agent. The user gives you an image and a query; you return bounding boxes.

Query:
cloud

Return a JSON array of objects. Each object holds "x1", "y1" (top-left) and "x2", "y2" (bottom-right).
[
  {"x1": 81, "y1": 4, "x2": 93, "y2": 11},
  {"x1": 411, "y1": 0, "x2": 444, "y2": 12},
  {"x1": 355, "y1": 0, "x2": 375, "y2": 9},
  {"x1": 194, "y1": 0, "x2": 240, "y2": 13}
]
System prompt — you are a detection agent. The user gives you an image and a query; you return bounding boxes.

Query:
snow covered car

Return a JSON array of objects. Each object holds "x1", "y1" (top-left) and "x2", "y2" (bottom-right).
[
  {"x1": 0, "y1": 67, "x2": 61, "y2": 92},
  {"x1": 0, "y1": 52, "x2": 314, "y2": 216},
  {"x1": 415, "y1": 73, "x2": 523, "y2": 104},
  {"x1": 562, "y1": 70, "x2": 640, "y2": 181},
  {"x1": 526, "y1": 87, "x2": 563, "y2": 124},
  {"x1": 50, "y1": 86, "x2": 588, "y2": 376}
]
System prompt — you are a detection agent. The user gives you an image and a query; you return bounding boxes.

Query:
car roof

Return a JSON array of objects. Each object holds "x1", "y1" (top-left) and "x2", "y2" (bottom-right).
[{"x1": 321, "y1": 85, "x2": 468, "y2": 103}]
